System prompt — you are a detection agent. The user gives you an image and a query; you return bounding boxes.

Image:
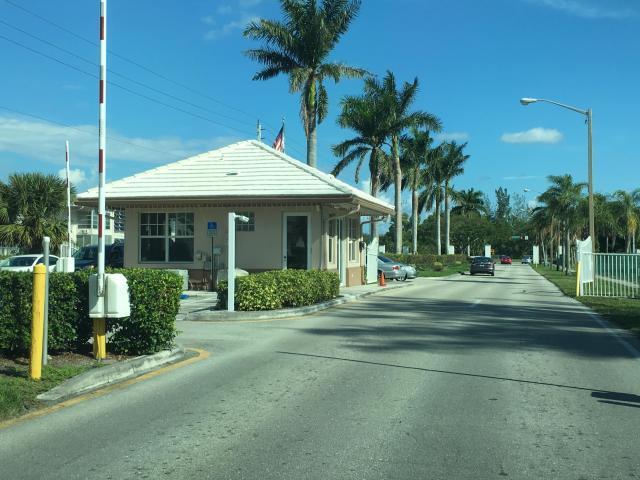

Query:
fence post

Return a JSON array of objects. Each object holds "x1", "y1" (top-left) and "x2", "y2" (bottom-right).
[{"x1": 29, "y1": 264, "x2": 46, "y2": 380}]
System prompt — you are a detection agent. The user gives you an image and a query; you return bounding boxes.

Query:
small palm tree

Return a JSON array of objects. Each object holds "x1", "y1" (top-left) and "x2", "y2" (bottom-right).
[
  {"x1": 331, "y1": 90, "x2": 392, "y2": 238},
  {"x1": 613, "y1": 189, "x2": 640, "y2": 252},
  {"x1": 368, "y1": 71, "x2": 440, "y2": 253},
  {"x1": 0, "y1": 173, "x2": 73, "y2": 253},
  {"x1": 244, "y1": 0, "x2": 367, "y2": 167},
  {"x1": 538, "y1": 174, "x2": 586, "y2": 273},
  {"x1": 452, "y1": 189, "x2": 487, "y2": 218},
  {"x1": 441, "y1": 141, "x2": 469, "y2": 254},
  {"x1": 400, "y1": 127, "x2": 437, "y2": 253},
  {"x1": 418, "y1": 143, "x2": 446, "y2": 255}
]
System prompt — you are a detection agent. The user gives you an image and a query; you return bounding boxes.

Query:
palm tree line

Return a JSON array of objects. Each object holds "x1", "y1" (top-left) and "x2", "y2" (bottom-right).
[
  {"x1": 244, "y1": 0, "x2": 464, "y2": 254},
  {"x1": 529, "y1": 175, "x2": 639, "y2": 272}
]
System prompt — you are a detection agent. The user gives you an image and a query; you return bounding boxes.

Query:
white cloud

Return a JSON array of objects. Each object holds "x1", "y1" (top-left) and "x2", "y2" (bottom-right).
[
  {"x1": 57, "y1": 167, "x2": 88, "y2": 188},
  {"x1": 526, "y1": 0, "x2": 636, "y2": 19},
  {"x1": 501, "y1": 128, "x2": 563, "y2": 144},
  {"x1": 434, "y1": 132, "x2": 470, "y2": 143},
  {"x1": 203, "y1": 0, "x2": 261, "y2": 41},
  {"x1": 0, "y1": 115, "x2": 240, "y2": 168}
]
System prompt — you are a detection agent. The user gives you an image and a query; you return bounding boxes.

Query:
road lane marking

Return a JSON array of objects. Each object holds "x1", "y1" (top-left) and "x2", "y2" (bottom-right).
[
  {"x1": 0, "y1": 348, "x2": 210, "y2": 431},
  {"x1": 470, "y1": 299, "x2": 481, "y2": 308}
]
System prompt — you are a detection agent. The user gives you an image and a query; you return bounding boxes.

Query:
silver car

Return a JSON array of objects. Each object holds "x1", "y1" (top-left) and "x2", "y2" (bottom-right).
[{"x1": 377, "y1": 255, "x2": 416, "y2": 281}]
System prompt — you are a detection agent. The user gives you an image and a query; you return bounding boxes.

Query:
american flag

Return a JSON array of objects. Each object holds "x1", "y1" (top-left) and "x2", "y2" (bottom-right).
[{"x1": 272, "y1": 125, "x2": 285, "y2": 152}]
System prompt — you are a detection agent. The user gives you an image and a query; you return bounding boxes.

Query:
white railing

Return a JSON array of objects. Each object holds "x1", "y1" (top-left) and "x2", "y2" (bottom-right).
[{"x1": 579, "y1": 253, "x2": 640, "y2": 298}]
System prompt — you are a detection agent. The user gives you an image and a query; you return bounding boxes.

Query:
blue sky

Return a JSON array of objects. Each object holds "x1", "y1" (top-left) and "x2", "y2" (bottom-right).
[{"x1": 0, "y1": 0, "x2": 638, "y2": 212}]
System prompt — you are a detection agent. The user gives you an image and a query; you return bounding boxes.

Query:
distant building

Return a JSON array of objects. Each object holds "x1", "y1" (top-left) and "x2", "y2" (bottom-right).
[{"x1": 70, "y1": 206, "x2": 125, "y2": 248}]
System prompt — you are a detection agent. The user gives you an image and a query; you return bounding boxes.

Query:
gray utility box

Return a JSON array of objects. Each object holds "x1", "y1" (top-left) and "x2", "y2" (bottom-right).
[{"x1": 89, "y1": 273, "x2": 131, "y2": 318}]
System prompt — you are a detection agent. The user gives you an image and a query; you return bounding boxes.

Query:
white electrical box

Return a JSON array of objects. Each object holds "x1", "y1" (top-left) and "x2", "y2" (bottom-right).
[
  {"x1": 56, "y1": 257, "x2": 75, "y2": 273},
  {"x1": 89, "y1": 273, "x2": 131, "y2": 318}
]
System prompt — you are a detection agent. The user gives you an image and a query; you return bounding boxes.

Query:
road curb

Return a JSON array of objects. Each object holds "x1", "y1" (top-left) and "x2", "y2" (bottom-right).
[
  {"x1": 37, "y1": 347, "x2": 194, "y2": 403},
  {"x1": 188, "y1": 281, "x2": 415, "y2": 322}
]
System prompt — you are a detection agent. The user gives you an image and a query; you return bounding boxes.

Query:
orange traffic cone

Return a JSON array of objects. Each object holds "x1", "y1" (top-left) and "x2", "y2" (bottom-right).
[{"x1": 379, "y1": 271, "x2": 386, "y2": 287}]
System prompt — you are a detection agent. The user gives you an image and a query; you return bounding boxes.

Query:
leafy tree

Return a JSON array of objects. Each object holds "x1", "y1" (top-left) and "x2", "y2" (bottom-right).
[
  {"x1": 331, "y1": 87, "x2": 392, "y2": 238},
  {"x1": 244, "y1": 0, "x2": 367, "y2": 167},
  {"x1": 418, "y1": 143, "x2": 446, "y2": 254},
  {"x1": 441, "y1": 141, "x2": 469, "y2": 253},
  {"x1": 494, "y1": 187, "x2": 511, "y2": 221},
  {"x1": 613, "y1": 189, "x2": 640, "y2": 252},
  {"x1": 368, "y1": 71, "x2": 441, "y2": 253},
  {"x1": 0, "y1": 173, "x2": 73, "y2": 253},
  {"x1": 452, "y1": 188, "x2": 487, "y2": 218},
  {"x1": 400, "y1": 127, "x2": 438, "y2": 254}
]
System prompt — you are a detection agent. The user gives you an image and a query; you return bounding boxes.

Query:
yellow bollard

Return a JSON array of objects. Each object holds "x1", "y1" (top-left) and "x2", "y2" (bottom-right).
[
  {"x1": 93, "y1": 318, "x2": 106, "y2": 360},
  {"x1": 575, "y1": 261, "x2": 581, "y2": 297},
  {"x1": 29, "y1": 264, "x2": 46, "y2": 380}
]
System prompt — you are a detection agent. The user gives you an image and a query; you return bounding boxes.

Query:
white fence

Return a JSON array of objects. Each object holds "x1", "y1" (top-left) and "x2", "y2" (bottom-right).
[{"x1": 579, "y1": 253, "x2": 640, "y2": 298}]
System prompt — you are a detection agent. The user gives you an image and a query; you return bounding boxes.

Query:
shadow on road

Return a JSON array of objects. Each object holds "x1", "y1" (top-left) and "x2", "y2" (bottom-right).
[
  {"x1": 277, "y1": 351, "x2": 640, "y2": 409},
  {"x1": 294, "y1": 293, "x2": 637, "y2": 360}
]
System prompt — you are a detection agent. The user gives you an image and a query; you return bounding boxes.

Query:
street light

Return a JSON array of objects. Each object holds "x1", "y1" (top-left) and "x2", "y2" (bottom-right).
[{"x1": 520, "y1": 97, "x2": 594, "y2": 251}]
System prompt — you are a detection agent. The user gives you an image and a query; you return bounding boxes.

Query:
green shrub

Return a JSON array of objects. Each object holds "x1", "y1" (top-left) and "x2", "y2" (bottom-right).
[
  {"x1": 217, "y1": 270, "x2": 340, "y2": 311},
  {"x1": 384, "y1": 253, "x2": 467, "y2": 270},
  {"x1": 454, "y1": 260, "x2": 462, "y2": 266},
  {"x1": 0, "y1": 269, "x2": 181, "y2": 357},
  {"x1": 432, "y1": 262, "x2": 444, "y2": 272}
]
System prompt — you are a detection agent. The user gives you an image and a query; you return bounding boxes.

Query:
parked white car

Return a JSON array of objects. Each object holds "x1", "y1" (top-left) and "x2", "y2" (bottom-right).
[{"x1": 0, "y1": 255, "x2": 59, "y2": 272}]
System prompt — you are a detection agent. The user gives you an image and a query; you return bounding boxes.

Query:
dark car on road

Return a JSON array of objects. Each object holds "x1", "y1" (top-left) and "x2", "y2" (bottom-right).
[
  {"x1": 470, "y1": 256, "x2": 495, "y2": 276},
  {"x1": 74, "y1": 243, "x2": 124, "y2": 270}
]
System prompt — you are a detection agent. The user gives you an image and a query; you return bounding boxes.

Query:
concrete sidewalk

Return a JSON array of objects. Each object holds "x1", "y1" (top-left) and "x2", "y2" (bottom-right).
[{"x1": 182, "y1": 278, "x2": 420, "y2": 322}]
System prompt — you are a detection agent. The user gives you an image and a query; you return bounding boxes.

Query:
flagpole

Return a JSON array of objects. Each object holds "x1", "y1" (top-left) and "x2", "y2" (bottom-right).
[{"x1": 281, "y1": 116, "x2": 285, "y2": 154}]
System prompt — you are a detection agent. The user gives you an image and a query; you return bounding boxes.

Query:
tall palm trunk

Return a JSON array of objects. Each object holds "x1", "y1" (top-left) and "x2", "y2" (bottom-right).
[
  {"x1": 307, "y1": 122, "x2": 317, "y2": 168},
  {"x1": 412, "y1": 189, "x2": 418, "y2": 254},
  {"x1": 392, "y1": 135, "x2": 402, "y2": 254},
  {"x1": 444, "y1": 181, "x2": 451, "y2": 254},
  {"x1": 435, "y1": 196, "x2": 441, "y2": 255},
  {"x1": 370, "y1": 171, "x2": 380, "y2": 240}
]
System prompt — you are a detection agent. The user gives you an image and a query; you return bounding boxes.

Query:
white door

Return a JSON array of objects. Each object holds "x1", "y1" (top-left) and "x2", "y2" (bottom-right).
[
  {"x1": 283, "y1": 213, "x2": 311, "y2": 270},
  {"x1": 366, "y1": 237, "x2": 379, "y2": 284}
]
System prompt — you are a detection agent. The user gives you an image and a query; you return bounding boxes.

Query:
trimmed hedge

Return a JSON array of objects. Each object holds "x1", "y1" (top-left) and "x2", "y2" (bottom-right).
[
  {"x1": 432, "y1": 262, "x2": 444, "y2": 272},
  {"x1": 384, "y1": 253, "x2": 468, "y2": 270},
  {"x1": 0, "y1": 269, "x2": 181, "y2": 356},
  {"x1": 217, "y1": 270, "x2": 340, "y2": 311}
]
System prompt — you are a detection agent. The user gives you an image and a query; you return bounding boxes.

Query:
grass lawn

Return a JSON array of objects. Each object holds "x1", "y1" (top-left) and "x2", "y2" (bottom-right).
[
  {"x1": 0, "y1": 357, "x2": 95, "y2": 422},
  {"x1": 536, "y1": 265, "x2": 640, "y2": 338},
  {"x1": 418, "y1": 263, "x2": 469, "y2": 278}
]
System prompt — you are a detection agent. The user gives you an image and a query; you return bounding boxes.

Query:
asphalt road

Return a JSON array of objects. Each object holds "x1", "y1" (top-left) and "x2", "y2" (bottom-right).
[{"x1": 1, "y1": 264, "x2": 639, "y2": 479}]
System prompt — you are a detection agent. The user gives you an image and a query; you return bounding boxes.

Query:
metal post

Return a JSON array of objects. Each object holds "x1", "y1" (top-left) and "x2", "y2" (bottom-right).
[
  {"x1": 227, "y1": 212, "x2": 235, "y2": 312},
  {"x1": 94, "y1": 0, "x2": 107, "y2": 360},
  {"x1": 42, "y1": 236, "x2": 50, "y2": 366},
  {"x1": 587, "y1": 108, "x2": 594, "y2": 252},
  {"x1": 30, "y1": 265, "x2": 46, "y2": 380},
  {"x1": 66, "y1": 140, "x2": 71, "y2": 249},
  {"x1": 257, "y1": 120, "x2": 262, "y2": 142}
]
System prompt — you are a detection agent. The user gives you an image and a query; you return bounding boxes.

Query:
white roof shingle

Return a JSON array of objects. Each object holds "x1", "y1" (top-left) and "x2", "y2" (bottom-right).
[{"x1": 77, "y1": 140, "x2": 393, "y2": 214}]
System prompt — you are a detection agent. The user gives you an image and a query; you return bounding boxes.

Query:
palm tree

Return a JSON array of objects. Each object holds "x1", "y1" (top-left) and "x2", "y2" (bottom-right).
[
  {"x1": 418, "y1": 143, "x2": 446, "y2": 255},
  {"x1": 331, "y1": 90, "x2": 392, "y2": 238},
  {"x1": 367, "y1": 71, "x2": 440, "y2": 253},
  {"x1": 452, "y1": 188, "x2": 487, "y2": 218},
  {"x1": 400, "y1": 128, "x2": 437, "y2": 254},
  {"x1": 538, "y1": 174, "x2": 586, "y2": 274},
  {"x1": 613, "y1": 189, "x2": 640, "y2": 252},
  {"x1": 244, "y1": 0, "x2": 367, "y2": 168},
  {"x1": 441, "y1": 141, "x2": 469, "y2": 254},
  {"x1": 0, "y1": 173, "x2": 72, "y2": 253}
]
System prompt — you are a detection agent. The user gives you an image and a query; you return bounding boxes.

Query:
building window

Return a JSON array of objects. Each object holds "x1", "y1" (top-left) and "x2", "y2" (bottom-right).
[
  {"x1": 140, "y1": 212, "x2": 194, "y2": 263},
  {"x1": 328, "y1": 220, "x2": 336, "y2": 263},
  {"x1": 113, "y1": 208, "x2": 125, "y2": 233},
  {"x1": 348, "y1": 218, "x2": 359, "y2": 261},
  {"x1": 235, "y1": 211, "x2": 255, "y2": 232}
]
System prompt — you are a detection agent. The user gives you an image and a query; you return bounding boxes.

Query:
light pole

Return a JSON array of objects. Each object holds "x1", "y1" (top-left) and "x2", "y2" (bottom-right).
[{"x1": 520, "y1": 98, "x2": 594, "y2": 252}]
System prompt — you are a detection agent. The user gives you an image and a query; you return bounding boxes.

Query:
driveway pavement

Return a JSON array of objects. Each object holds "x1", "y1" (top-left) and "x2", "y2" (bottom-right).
[{"x1": 1, "y1": 265, "x2": 638, "y2": 479}]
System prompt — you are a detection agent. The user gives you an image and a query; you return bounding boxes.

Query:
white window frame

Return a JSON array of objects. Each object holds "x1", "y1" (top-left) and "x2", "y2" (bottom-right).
[
  {"x1": 139, "y1": 212, "x2": 194, "y2": 263},
  {"x1": 348, "y1": 218, "x2": 359, "y2": 262},
  {"x1": 235, "y1": 211, "x2": 255, "y2": 232}
]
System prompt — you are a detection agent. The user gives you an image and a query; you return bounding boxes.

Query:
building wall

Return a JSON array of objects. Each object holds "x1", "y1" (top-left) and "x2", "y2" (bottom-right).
[{"x1": 123, "y1": 205, "x2": 325, "y2": 272}]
